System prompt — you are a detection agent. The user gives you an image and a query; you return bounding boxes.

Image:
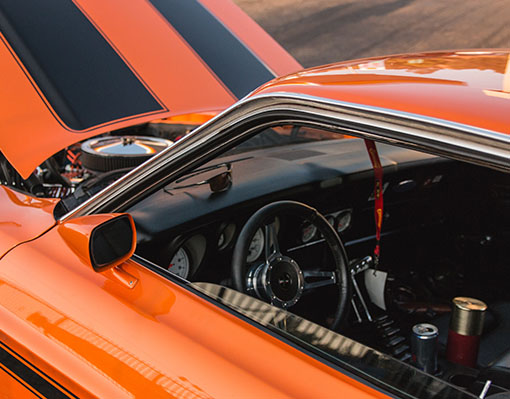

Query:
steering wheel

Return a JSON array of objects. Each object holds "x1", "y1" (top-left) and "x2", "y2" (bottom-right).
[{"x1": 232, "y1": 200, "x2": 351, "y2": 330}]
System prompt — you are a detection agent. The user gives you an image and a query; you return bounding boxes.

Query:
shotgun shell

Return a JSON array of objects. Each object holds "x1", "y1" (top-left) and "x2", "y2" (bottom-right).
[{"x1": 446, "y1": 297, "x2": 487, "y2": 368}]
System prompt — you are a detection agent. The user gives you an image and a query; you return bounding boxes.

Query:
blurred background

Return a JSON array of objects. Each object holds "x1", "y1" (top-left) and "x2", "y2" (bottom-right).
[{"x1": 234, "y1": 0, "x2": 510, "y2": 67}]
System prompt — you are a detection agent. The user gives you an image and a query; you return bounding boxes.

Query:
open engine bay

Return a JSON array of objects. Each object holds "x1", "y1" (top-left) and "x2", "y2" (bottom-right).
[{"x1": 6, "y1": 122, "x2": 510, "y2": 396}]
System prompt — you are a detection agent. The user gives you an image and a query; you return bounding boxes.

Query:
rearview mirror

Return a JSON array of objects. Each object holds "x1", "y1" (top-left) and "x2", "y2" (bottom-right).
[{"x1": 58, "y1": 214, "x2": 136, "y2": 272}]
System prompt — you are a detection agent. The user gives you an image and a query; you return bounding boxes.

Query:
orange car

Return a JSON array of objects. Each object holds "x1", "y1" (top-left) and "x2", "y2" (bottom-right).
[{"x1": 1, "y1": 1, "x2": 510, "y2": 398}]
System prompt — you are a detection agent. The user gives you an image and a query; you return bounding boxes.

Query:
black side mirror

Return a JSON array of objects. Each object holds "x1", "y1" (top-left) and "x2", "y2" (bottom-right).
[
  {"x1": 89, "y1": 215, "x2": 135, "y2": 272},
  {"x1": 58, "y1": 214, "x2": 136, "y2": 272}
]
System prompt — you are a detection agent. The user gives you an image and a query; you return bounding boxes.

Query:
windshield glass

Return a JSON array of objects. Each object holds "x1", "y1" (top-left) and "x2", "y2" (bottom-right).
[{"x1": 228, "y1": 125, "x2": 349, "y2": 154}]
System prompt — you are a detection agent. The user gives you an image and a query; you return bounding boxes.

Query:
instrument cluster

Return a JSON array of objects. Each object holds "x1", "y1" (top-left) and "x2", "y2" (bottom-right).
[
  {"x1": 163, "y1": 209, "x2": 352, "y2": 279},
  {"x1": 300, "y1": 209, "x2": 352, "y2": 244}
]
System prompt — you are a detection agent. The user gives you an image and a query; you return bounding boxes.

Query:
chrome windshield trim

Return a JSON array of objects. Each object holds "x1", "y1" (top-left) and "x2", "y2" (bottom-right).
[{"x1": 59, "y1": 92, "x2": 510, "y2": 221}]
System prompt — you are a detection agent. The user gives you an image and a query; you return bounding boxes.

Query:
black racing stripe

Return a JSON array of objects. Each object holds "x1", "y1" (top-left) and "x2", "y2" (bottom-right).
[
  {"x1": 148, "y1": 0, "x2": 276, "y2": 99},
  {"x1": 0, "y1": 343, "x2": 76, "y2": 399},
  {"x1": 0, "y1": 0, "x2": 164, "y2": 131}
]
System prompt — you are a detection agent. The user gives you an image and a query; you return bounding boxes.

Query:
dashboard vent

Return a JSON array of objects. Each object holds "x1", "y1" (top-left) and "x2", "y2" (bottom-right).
[{"x1": 270, "y1": 149, "x2": 324, "y2": 161}]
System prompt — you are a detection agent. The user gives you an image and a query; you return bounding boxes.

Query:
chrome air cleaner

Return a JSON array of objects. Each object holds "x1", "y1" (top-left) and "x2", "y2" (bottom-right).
[{"x1": 81, "y1": 136, "x2": 172, "y2": 172}]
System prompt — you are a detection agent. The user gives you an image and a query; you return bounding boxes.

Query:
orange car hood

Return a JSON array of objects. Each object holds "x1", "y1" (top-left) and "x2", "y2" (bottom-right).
[{"x1": 0, "y1": 0, "x2": 301, "y2": 179}]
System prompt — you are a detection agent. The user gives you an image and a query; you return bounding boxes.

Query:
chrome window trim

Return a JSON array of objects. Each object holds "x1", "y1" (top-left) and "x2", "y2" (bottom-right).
[{"x1": 59, "y1": 92, "x2": 510, "y2": 221}]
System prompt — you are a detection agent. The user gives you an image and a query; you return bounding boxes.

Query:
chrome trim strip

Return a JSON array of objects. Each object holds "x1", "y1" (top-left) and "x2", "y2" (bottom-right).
[{"x1": 60, "y1": 92, "x2": 510, "y2": 221}]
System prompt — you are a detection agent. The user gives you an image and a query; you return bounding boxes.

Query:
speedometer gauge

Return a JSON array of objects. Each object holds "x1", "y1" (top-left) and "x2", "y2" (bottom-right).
[
  {"x1": 301, "y1": 222, "x2": 317, "y2": 243},
  {"x1": 218, "y1": 223, "x2": 236, "y2": 250},
  {"x1": 247, "y1": 228, "x2": 264, "y2": 263},
  {"x1": 336, "y1": 210, "x2": 352, "y2": 233},
  {"x1": 168, "y1": 247, "x2": 190, "y2": 278}
]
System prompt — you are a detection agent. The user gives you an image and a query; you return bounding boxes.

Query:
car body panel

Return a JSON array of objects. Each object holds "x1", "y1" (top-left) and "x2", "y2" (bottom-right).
[
  {"x1": 0, "y1": 186, "x2": 58, "y2": 258},
  {"x1": 0, "y1": 225, "x2": 386, "y2": 398},
  {"x1": 254, "y1": 50, "x2": 510, "y2": 135},
  {"x1": 199, "y1": 0, "x2": 302, "y2": 77},
  {"x1": 0, "y1": 366, "x2": 40, "y2": 399},
  {"x1": 0, "y1": 0, "x2": 300, "y2": 179}
]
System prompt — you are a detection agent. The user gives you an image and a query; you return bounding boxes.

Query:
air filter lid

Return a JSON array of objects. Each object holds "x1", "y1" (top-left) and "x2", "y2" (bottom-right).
[{"x1": 81, "y1": 136, "x2": 172, "y2": 172}]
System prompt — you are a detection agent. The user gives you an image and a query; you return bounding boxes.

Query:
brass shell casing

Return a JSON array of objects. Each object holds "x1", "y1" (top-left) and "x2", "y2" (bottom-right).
[{"x1": 449, "y1": 297, "x2": 487, "y2": 336}]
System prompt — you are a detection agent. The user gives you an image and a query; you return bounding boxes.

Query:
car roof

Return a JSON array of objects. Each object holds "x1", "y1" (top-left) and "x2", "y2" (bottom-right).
[
  {"x1": 253, "y1": 50, "x2": 510, "y2": 136},
  {"x1": 0, "y1": 0, "x2": 301, "y2": 179}
]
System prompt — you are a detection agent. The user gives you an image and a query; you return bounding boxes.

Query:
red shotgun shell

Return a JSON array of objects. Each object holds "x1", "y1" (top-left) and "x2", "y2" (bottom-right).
[{"x1": 446, "y1": 297, "x2": 487, "y2": 368}]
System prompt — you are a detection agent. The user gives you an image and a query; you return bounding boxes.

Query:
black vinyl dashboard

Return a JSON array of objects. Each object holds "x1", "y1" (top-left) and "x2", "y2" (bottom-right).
[{"x1": 131, "y1": 138, "x2": 454, "y2": 282}]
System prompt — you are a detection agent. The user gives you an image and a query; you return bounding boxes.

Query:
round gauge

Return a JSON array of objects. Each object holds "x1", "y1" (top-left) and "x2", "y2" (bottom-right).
[
  {"x1": 326, "y1": 215, "x2": 335, "y2": 227},
  {"x1": 337, "y1": 210, "x2": 352, "y2": 233},
  {"x1": 217, "y1": 223, "x2": 236, "y2": 251},
  {"x1": 168, "y1": 247, "x2": 190, "y2": 278},
  {"x1": 301, "y1": 222, "x2": 317, "y2": 243},
  {"x1": 217, "y1": 233, "x2": 226, "y2": 248},
  {"x1": 247, "y1": 228, "x2": 264, "y2": 263}
]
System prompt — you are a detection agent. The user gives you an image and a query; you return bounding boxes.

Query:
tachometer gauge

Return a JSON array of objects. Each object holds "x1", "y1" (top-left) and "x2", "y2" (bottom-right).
[
  {"x1": 301, "y1": 222, "x2": 317, "y2": 243},
  {"x1": 336, "y1": 210, "x2": 352, "y2": 233},
  {"x1": 168, "y1": 247, "x2": 190, "y2": 278},
  {"x1": 218, "y1": 233, "x2": 226, "y2": 248},
  {"x1": 218, "y1": 223, "x2": 236, "y2": 250},
  {"x1": 247, "y1": 228, "x2": 264, "y2": 263}
]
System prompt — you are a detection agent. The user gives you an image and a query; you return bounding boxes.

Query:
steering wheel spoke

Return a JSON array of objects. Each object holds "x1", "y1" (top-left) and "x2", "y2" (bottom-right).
[
  {"x1": 303, "y1": 270, "x2": 337, "y2": 291},
  {"x1": 264, "y1": 221, "x2": 281, "y2": 261}
]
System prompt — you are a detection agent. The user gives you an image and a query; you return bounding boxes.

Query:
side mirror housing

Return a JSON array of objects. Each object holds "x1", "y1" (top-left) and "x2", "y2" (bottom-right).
[{"x1": 58, "y1": 214, "x2": 136, "y2": 272}]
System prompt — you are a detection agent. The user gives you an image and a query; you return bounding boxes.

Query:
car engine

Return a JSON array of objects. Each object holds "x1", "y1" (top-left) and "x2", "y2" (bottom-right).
[{"x1": 0, "y1": 122, "x2": 193, "y2": 204}]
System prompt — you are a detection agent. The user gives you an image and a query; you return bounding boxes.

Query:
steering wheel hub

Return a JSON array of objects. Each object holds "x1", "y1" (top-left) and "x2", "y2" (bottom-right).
[{"x1": 247, "y1": 255, "x2": 304, "y2": 309}]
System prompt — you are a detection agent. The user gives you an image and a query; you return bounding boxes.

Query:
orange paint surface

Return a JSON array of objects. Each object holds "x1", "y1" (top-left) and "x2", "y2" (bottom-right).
[
  {"x1": 254, "y1": 50, "x2": 510, "y2": 135},
  {"x1": 0, "y1": 186, "x2": 58, "y2": 258},
  {"x1": 152, "y1": 112, "x2": 218, "y2": 126},
  {"x1": 0, "y1": 366, "x2": 40, "y2": 399},
  {"x1": 0, "y1": 223, "x2": 388, "y2": 398},
  {"x1": 199, "y1": 0, "x2": 302, "y2": 76},
  {"x1": 74, "y1": 0, "x2": 237, "y2": 112}
]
